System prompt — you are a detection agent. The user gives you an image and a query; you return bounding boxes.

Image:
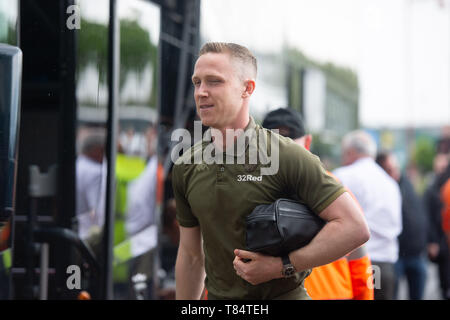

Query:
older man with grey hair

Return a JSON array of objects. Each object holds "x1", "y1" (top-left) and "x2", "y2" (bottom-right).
[{"x1": 333, "y1": 130, "x2": 402, "y2": 300}]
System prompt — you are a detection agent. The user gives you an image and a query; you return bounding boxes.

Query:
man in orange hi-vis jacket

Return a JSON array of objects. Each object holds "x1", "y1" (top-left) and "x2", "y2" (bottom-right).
[{"x1": 263, "y1": 108, "x2": 374, "y2": 300}]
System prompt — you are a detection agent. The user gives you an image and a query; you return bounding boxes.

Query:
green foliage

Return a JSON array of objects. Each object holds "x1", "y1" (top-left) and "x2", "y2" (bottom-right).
[
  {"x1": 119, "y1": 19, "x2": 154, "y2": 75},
  {"x1": 119, "y1": 19, "x2": 158, "y2": 107},
  {"x1": 285, "y1": 47, "x2": 358, "y2": 91},
  {"x1": 77, "y1": 18, "x2": 108, "y2": 82},
  {"x1": 0, "y1": 23, "x2": 17, "y2": 45},
  {"x1": 288, "y1": 68, "x2": 302, "y2": 111},
  {"x1": 322, "y1": 62, "x2": 358, "y2": 91},
  {"x1": 310, "y1": 133, "x2": 332, "y2": 158},
  {"x1": 77, "y1": 17, "x2": 158, "y2": 107},
  {"x1": 284, "y1": 47, "x2": 359, "y2": 129},
  {"x1": 411, "y1": 136, "x2": 436, "y2": 174}
]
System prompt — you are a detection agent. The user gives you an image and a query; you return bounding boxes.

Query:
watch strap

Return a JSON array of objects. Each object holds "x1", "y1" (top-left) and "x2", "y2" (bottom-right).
[{"x1": 282, "y1": 254, "x2": 291, "y2": 266}]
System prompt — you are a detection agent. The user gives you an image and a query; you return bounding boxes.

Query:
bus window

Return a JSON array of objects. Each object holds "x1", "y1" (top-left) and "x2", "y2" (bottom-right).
[
  {"x1": 113, "y1": 0, "x2": 160, "y2": 300},
  {"x1": 75, "y1": 0, "x2": 161, "y2": 300},
  {"x1": 74, "y1": 0, "x2": 109, "y2": 297}
]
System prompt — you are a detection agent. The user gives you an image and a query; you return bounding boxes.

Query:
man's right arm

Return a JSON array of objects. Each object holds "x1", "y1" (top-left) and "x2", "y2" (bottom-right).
[{"x1": 175, "y1": 225, "x2": 206, "y2": 300}]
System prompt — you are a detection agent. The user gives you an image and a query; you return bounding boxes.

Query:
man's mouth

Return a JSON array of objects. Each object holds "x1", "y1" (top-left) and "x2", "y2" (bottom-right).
[{"x1": 200, "y1": 104, "x2": 214, "y2": 109}]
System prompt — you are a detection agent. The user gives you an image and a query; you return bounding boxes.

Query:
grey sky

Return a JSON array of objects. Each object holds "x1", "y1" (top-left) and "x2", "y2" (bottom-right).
[{"x1": 201, "y1": 0, "x2": 450, "y2": 128}]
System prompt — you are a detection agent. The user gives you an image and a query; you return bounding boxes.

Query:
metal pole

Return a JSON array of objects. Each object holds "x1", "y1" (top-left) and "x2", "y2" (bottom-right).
[
  {"x1": 26, "y1": 197, "x2": 37, "y2": 299},
  {"x1": 173, "y1": 1, "x2": 192, "y2": 123},
  {"x1": 102, "y1": 0, "x2": 119, "y2": 300},
  {"x1": 39, "y1": 243, "x2": 49, "y2": 300}
]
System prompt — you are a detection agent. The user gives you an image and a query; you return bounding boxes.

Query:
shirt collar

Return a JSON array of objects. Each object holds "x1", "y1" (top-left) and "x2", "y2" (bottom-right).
[
  {"x1": 354, "y1": 157, "x2": 375, "y2": 165},
  {"x1": 202, "y1": 116, "x2": 257, "y2": 159}
]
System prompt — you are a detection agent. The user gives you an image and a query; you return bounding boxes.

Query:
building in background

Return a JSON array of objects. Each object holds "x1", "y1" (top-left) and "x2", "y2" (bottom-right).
[{"x1": 248, "y1": 47, "x2": 359, "y2": 168}]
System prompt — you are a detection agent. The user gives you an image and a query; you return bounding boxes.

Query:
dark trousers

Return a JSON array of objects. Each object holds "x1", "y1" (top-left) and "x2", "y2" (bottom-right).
[
  {"x1": 436, "y1": 247, "x2": 450, "y2": 300},
  {"x1": 394, "y1": 255, "x2": 427, "y2": 300},
  {"x1": 372, "y1": 261, "x2": 396, "y2": 300}
]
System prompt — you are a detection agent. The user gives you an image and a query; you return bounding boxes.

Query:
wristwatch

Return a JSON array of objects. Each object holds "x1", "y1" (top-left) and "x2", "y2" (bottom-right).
[{"x1": 281, "y1": 255, "x2": 296, "y2": 278}]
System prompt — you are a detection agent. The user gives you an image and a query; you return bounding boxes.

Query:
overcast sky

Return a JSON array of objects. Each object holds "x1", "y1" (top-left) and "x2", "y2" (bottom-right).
[{"x1": 201, "y1": 0, "x2": 450, "y2": 128}]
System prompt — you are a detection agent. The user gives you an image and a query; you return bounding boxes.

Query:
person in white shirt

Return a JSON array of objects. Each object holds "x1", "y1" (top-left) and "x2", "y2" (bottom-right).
[
  {"x1": 124, "y1": 124, "x2": 159, "y2": 299},
  {"x1": 76, "y1": 132, "x2": 106, "y2": 241},
  {"x1": 333, "y1": 130, "x2": 402, "y2": 300},
  {"x1": 126, "y1": 155, "x2": 158, "y2": 256}
]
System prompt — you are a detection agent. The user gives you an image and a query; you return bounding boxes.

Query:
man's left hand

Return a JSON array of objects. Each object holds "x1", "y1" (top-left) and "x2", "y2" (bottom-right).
[{"x1": 233, "y1": 249, "x2": 283, "y2": 285}]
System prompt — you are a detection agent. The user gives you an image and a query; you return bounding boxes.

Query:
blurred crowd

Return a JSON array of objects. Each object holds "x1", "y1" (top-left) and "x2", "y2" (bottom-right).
[{"x1": 261, "y1": 108, "x2": 450, "y2": 300}]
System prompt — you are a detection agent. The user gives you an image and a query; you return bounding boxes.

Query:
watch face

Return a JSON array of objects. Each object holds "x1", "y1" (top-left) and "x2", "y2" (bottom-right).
[{"x1": 283, "y1": 265, "x2": 296, "y2": 277}]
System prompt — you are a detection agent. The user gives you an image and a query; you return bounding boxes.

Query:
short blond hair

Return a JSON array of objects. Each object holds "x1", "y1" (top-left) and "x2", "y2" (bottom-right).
[{"x1": 199, "y1": 42, "x2": 257, "y2": 79}]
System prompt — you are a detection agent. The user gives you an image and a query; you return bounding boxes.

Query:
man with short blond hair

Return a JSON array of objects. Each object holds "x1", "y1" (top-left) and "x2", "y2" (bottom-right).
[
  {"x1": 198, "y1": 42, "x2": 257, "y2": 79},
  {"x1": 173, "y1": 42, "x2": 370, "y2": 300}
]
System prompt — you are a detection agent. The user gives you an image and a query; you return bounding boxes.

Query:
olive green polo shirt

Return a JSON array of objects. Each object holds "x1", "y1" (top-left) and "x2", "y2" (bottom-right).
[{"x1": 172, "y1": 117, "x2": 345, "y2": 300}]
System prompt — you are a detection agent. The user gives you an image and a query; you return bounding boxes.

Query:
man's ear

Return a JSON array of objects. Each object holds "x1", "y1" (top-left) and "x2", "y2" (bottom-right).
[{"x1": 242, "y1": 79, "x2": 256, "y2": 98}]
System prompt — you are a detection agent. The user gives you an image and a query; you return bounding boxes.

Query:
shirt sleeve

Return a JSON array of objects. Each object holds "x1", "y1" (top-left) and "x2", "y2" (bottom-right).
[
  {"x1": 84, "y1": 173, "x2": 103, "y2": 214},
  {"x1": 172, "y1": 163, "x2": 199, "y2": 228},
  {"x1": 126, "y1": 158, "x2": 157, "y2": 235},
  {"x1": 280, "y1": 141, "x2": 346, "y2": 215}
]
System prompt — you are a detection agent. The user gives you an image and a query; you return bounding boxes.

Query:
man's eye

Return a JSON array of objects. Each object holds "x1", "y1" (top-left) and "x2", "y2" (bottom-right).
[{"x1": 193, "y1": 81, "x2": 200, "y2": 86}]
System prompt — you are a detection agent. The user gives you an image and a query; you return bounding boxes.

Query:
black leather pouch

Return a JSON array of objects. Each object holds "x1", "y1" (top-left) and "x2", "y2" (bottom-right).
[{"x1": 245, "y1": 198, "x2": 326, "y2": 256}]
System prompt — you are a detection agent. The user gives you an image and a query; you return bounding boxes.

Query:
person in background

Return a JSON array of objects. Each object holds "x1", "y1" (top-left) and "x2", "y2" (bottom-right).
[
  {"x1": 333, "y1": 130, "x2": 402, "y2": 300},
  {"x1": 435, "y1": 128, "x2": 450, "y2": 253},
  {"x1": 76, "y1": 132, "x2": 106, "y2": 242},
  {"x1": 126, "y1": 124, "x2": 159, "y2": 246},
  {"x1": 125, "y1": 124, "x2": 159, "y2": 300},
  {"x1": 158, "y1": 198, "x2": 179, "y2": 300},
  {"x1": 440, "y1": 165, "x2": 450, "y2": 251},
  {"x1": 376, "y1": 151, "x2": 428, "y2": 300},
  {"x1": 424, "y1": 152, "x2": 450, "y2": 300},
  {"x1": 263, "y1": 107, "x2": 373, "y2": 300},
  {"x1": 75, "y1": 131, "x2": 107, "y2": 271}
]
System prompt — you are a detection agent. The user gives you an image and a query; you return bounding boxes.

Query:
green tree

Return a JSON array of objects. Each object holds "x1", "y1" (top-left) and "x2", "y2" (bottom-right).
[
  {"x1": 77, "y1": 18, "x2": 158, "y2": 108},
  {"x1": 76, "y1": 18, "x2": 108, "y2": 85},
  {"x1": 411, "y1": 136, "x2": 435, "y2": 174},
  {"x1": 119, "y1": 19, "x2": 158, "y2": 107}
]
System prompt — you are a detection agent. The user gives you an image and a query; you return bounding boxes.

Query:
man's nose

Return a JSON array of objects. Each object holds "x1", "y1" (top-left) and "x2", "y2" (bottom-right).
[{"x1": 195, "y1": 83, "x2": 208, "y2": 98}]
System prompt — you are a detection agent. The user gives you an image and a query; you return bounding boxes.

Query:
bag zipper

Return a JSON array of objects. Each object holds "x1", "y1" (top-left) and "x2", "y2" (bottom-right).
[
  {"x1": 278, "y1": 210, "x2": 319, "y2": 218},
  {"x1": 246, "y1": 214, "x2": 275, "y2": 221}
]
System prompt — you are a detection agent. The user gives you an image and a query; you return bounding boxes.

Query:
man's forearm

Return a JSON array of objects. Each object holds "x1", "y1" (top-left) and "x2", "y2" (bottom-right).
[
  {"x1": 233, "y1": 193, "x2": 370, "y2": 286},
  {"x1": 175, "y1": 249, "x2": 206, "y2": 300},
  {"x1": 289, "y1": 217, "x2": 369, "y2": 272},
  {"x1": 289, "y1": 192, "x2": 370, "y2": 272}
]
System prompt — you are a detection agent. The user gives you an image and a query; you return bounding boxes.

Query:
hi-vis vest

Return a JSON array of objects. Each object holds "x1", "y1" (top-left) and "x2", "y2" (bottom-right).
[
  {"x1": 304, "y1": 251, "x2": 373, "y2": 300},
  {"x1": 304, "y1": 172, "x2": 374, "y2": 300},
  {"x1": 441, "y1": 178, "x2": 450, "y2": 237}
]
